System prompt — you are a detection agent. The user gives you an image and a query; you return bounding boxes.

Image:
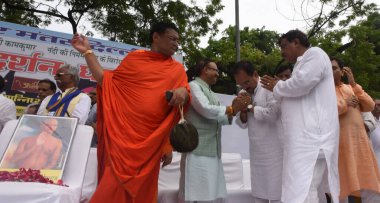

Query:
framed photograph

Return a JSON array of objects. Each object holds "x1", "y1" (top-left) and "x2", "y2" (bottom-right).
[{"x1": 0, "y1": 115, "x2": 78, "y2": 182}]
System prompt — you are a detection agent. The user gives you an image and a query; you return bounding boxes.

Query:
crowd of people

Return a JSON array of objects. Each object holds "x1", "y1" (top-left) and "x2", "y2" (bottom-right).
[{"x1": 0, "y1": 21, "x2": 380, "y2": 203}]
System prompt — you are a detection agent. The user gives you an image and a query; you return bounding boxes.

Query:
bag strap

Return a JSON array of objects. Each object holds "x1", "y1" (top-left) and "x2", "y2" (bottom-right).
[{"x1": 178, "y1": 104, "x2": 185, "y2": 123}]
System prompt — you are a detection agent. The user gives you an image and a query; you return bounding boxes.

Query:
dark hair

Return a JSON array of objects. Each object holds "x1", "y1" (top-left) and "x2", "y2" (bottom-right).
[
  {"x1": 278, "y1": 30, "x2": 310, "y2": 48},
  {"x1": 149, "y1": 22, "x2": 179, "y2": 44},
  {"x1": 330, "y1": 57, "x2": 344, "y2": 70},
  {"x1": 0, "y1": 75, "x2": 4, "y2": 92},
  {"x1": 28, "y1": 103, "x2": 40, "y2": 112},
  {"x1": 231, "y1": 60, "x2": 256, "y2": 77},
  {"x1": 38, "y1": 79, "x2": 57, "y2": 92},
  {"x1": 194, "y1": 58, "x2": 214, "y2": 77},
  {"x1": 276, "y1": 64, "x2": 292, "y2": 76}
]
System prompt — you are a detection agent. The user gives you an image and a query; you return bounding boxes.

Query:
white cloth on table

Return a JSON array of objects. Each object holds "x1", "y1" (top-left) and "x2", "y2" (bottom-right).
[
  {"x1": 179, "y1": 153, "x2": 227, "y2": 201},
  {"x1": 81, "y1": 147, "x2": 98, "y2": 203},
  {"x1": 0, "y1": 120, "x2": 93, "y2": 203},
  {"x1": 0, "y1": 94, "x2": 16, "y2": 133},
  {"x1": 273, "y1": 47, "x2": 340, "y2": 203},
  {"x1": 235, "y1": 81, "x2": 283, "y2": 201}
]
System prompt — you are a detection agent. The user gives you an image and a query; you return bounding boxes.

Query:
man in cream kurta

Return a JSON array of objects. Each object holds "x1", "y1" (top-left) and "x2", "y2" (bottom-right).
[
  {"x1": 261, "y1": 30, "x2": 340, "y2": 203},
  {"x1": 37, "y1": 65, "x2": 91, "y2": 124},
  {"x1": 179, "y1": 60, "x2": 245, "y2": 203},
  {"x1": 233, "y1": 61, "x2": 283, "y2": 203}
]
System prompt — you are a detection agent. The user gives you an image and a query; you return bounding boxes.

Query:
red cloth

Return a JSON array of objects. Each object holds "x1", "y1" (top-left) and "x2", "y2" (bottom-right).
[{"x1": 91, "y1": 50, "x2": 190, "y2": 203}]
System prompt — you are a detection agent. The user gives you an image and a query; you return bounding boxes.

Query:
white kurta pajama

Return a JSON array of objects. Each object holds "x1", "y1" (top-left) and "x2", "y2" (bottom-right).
[
  {"x1": 273, "y1": 47, "x2": 340, "y2": 203},
  {"x1": 179, "y1": 80, "x2": 229, "y2": 202},
  {"x1": 370, "y1": 118, "x2": 380, "y2": 168},
  {"x1": 236, "y1": 81, "x2": 283, "y2": 201}
]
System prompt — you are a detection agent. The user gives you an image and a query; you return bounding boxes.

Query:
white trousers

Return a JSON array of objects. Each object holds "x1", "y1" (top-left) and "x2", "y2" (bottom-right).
[{"x1": 303, "y1": 158, "x2": 327, "y2": 203}]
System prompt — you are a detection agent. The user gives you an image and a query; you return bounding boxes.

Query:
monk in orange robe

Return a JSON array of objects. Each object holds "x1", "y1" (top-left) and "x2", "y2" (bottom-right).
[{"x1": 71, "y1": 22, "x2": 190, "y2": 203}]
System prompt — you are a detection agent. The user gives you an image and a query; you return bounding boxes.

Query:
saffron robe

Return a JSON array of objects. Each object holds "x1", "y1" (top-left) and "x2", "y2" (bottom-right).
[
  {"x1": 91, "y1": 50, "x2": 190, "y2": 203},
  {"x1": 336, "y1": 84, "x2": 380, "y2": 199}
]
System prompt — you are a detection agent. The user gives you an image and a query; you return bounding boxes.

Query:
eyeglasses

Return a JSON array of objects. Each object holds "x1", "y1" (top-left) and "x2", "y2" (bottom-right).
[
  {"x1": 166, "y1": 35, "x2": 179, "y2": 44},
  {"x1": 207, "y1": 67, "x2": 219, "y2": 73},
  {"x1": 54, "y1": 73, "x2": 71, "y2": 77}
]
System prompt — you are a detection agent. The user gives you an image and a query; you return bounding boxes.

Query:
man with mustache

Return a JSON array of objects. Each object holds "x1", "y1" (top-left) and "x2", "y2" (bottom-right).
[
  {"x1": 24, "y1": 79, "x2": 56, "y2": 115},
  {"x1": 37, "y1": 65, "x2": 91, "y2": 124}
]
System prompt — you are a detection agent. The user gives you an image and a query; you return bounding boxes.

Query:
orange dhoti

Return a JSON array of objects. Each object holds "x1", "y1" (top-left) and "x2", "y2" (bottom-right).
[
  {"x1": 90, "y1": 50, "x2": 190, "y2": 203},
  {"x1": 336, "y1": 84, "x2": 380, "y2": 199}
]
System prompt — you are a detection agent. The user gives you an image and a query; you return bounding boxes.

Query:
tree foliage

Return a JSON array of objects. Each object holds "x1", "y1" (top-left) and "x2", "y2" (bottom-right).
[
  {"x1": 188, "y1": 26, "x2": 281, "y2": 94},
  {"x1": 2, "y1": 0, "x2": 379, "y2": 97},
  {"x1": 0, "y1": 0, "x2": 223, "y2": 63},
  {"x1": 0, "y1": 0, "x2": 47, "y2": 27},
  {"x1": 312, "y1": 12, "x2": 380, "y2": 98},
  {"x1": 0, "y1": 0, "x2": 104, "y2": 33}
]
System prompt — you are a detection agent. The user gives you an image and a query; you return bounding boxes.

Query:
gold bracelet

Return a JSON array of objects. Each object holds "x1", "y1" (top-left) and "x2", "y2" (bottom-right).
[
  {"x1": 82, "y1": 49, "x2": 93, "y2": 56},
  {"x1": 227, "y1": 106, "x2": 234, "y2": 116}
]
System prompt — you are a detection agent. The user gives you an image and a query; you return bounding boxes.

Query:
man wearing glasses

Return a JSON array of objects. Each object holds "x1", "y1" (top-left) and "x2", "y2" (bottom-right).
[{"x1": 37, "y1": 64, "x2": 91, "y2": 124}]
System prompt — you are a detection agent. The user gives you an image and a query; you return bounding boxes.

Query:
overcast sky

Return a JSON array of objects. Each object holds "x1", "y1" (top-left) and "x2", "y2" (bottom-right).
[{"x1": 45, "y1": 0, "x2": 379, "y2": 47}]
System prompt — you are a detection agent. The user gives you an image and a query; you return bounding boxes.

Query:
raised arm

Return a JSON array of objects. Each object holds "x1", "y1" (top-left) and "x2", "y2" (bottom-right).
[{"x1": 71, "y1": 34, "x2": 104, "y2": 84}]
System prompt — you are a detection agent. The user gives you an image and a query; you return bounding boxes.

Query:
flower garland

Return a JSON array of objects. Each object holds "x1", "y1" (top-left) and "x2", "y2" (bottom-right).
[{"x1": 0, "y1": 168, "x2": 67, "y2": 186}]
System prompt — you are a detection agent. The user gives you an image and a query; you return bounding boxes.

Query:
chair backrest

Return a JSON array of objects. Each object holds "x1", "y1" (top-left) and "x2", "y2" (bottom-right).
[
  {"x1": 221, "y1": 153, "x2": 244, "y2": 190},
  {"x1": 241, "y1": 159, "x2": 251, "y2": 189},
  {"x1": 158, "y1": 152, "x2": 181, "y2": 190},
  {"x1": 61, "y1": 125, "x2": 93, "y2": 188}
]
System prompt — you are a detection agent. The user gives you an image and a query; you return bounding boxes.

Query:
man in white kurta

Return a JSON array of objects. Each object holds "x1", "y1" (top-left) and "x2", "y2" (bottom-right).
[
  {"x1": 0, "y1": 75, "x2": 17, "y2": 133},
  {"x1": 368, "y1": 99, "x2": 380, "y2": 168},
  {"x1": 261, "y1": 30, "x2": 340, "y2": 203},
  {"x1": 233, "y1": 61, "x2": 283, "y2": 203}
]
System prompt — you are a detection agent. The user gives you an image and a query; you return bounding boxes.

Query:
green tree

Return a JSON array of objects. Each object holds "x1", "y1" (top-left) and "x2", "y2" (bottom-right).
[
  {"x1": 0, "y1": 0, "x2": 47, "y2": 27},
  {"x1": 0, "y1": 0, "x2": 223, "y2": 62},
  {"x1": 313, "y1": 12, "x2": 380, "y2": 98},
  {"x1": 190, "y1": 26, "x2": 281, "y2": 94},
  {"x1": 0, "y1": 0, "x2": 103, "y2": 33},
  {"x1": 90, "y1": 1, "x2": 223, "y2": 56}
]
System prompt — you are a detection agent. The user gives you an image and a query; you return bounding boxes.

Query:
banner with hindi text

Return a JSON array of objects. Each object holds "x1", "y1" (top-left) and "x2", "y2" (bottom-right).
[{"x1": 0, "y1": 21, "x2": 146, "y2": 116}]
